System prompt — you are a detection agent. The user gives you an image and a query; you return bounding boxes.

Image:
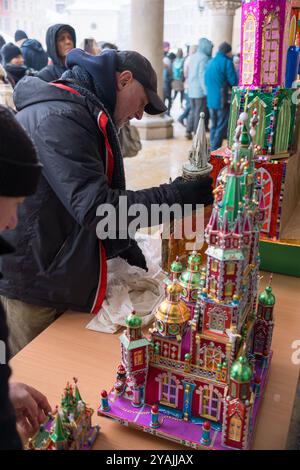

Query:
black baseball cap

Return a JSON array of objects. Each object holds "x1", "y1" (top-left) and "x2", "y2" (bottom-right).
[{"x1": 116, "y1": 50, "x2": 167, "y2": 115}]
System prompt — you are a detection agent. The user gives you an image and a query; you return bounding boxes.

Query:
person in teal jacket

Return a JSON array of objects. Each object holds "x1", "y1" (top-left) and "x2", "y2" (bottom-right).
[
  {"x1": 186, "y1": 37, "x2": 213, "y2": 139},
  {"x1": 205, "y1": 42, "x2": 238, "y2": 150}
]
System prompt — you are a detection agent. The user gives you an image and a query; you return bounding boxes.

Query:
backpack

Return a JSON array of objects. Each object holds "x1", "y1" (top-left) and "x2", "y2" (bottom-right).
[{"x1": 119, "y1": 123, "x2": 142, "y2": 158}]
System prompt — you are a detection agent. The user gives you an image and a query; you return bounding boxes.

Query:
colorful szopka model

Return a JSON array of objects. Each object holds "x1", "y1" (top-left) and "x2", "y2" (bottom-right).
[
  {"x1": 28, "y1": 378, "x2": 100, "y2": 450},
  {"x1": 98, "y1": 114, "x2": 276, "y2": 450}
]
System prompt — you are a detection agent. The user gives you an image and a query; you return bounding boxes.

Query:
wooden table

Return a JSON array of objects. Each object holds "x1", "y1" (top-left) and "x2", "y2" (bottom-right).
[{"x1": 10, "y1": 273, "x2": 300, "y2": 450}]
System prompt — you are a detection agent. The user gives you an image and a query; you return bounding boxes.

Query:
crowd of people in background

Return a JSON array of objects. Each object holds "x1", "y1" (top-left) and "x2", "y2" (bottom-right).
[{"x1": 163, "y1": 38, "x2": 240, "y2": 150}]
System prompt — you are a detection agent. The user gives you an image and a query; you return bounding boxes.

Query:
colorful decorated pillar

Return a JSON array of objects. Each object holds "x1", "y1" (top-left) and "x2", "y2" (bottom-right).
[{"x1": 201, "y1": 421, "x2": 212, "y2": 446}]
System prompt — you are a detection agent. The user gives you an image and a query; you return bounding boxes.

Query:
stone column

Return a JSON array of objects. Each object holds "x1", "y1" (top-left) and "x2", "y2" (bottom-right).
[
  {"x1": 130, "y1": 0, "x2": 173, "y2": 140},
  {"x1": 205, "y1": 0, "x2": 241, "y2": 50}
]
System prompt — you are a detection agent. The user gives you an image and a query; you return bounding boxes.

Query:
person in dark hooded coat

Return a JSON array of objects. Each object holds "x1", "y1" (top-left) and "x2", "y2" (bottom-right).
[
  {"x1": 0, "y1": 43, "x2": 35, "y2": 87},
  {"x1": 0, "y1": 105, "x2": 51, "y2": 449},
  {"x1": 15, "y1": 30, "x2": 48, "y2": 72},
  {"x1": 38, "y1": 24, "x2": 76, "y2": 82}
]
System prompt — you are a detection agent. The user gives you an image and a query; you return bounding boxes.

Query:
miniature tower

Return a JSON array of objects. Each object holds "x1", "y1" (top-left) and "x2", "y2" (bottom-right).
[
  {"x1": 50, "y1": 412, "x2": 69, "y2": 450},
  {"x1": 222, "y1": 353, "x2": 253, "y2": 450},
  {"x1": 154, "y1": 280, "x2": 190, "y2": 345},
  {"x1": 253, "y1": 277, "x2": 275, "y2": 357},
  {"x1": 183, "y1": 112, "x2": 213, "y2": 181},
  {"x1": 163, "y1": 256, "x2": 184, "y2": 291},
  {"x1": 179, "y1": 251, "x2": 202, "y2": 319},
  {"x1": 120, "y1": 311, "x2": 150, "y2": 401}
]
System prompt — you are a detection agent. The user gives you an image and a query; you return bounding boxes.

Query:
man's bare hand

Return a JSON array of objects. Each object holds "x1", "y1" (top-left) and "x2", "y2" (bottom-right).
[{"x1": 9, "y1": 383, "x2": 51, "y2": 441}]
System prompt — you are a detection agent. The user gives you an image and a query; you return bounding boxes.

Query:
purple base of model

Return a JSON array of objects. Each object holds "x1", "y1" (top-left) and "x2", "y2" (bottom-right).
[{"x1": 98, "y1": 353, "x2": 272, "y2": 450}]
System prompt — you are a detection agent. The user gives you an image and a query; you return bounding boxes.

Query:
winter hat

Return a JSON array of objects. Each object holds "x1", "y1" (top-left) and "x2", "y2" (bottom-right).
[
  {"x1": 0, "y1": 106, "x2": 42, "y2": 197},
  {"x1": 15, "y1": 30, "x2": 28, "y2": 42},
  {"x1": 219, "y1": 42, "x2": 232, "y2": 55},
  {"x1": 1, "y1": 43, "x2": 22, "y2": 64}
]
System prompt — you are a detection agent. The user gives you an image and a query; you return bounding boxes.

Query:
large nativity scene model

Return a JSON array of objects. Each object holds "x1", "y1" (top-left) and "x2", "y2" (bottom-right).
[{"x1": 98, "y1": 114, "x2": 276, "y2": 450}]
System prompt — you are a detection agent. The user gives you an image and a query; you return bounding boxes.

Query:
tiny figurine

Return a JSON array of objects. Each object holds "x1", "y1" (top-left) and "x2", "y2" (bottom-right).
[{"x1": 28, "y1": 378, "x2": 100, "y2": 450}]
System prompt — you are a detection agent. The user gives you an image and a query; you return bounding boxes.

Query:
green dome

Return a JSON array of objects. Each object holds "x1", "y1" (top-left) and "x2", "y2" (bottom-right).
[
  {"x1": 170, "y1": 256, "x2": 183, "y2": 273},
  {"x1": 230, "y1": 355, "x2": 252, "y2": 383},
  {"x1": 126, "y1": 311, "x2": 142, "y2": 328},
  {"x1": 258, "y1": 286, "x2": 275, "y2": 306},
  {"x1": 180, "y1": 270, "x2": 201, "y2": 286}
]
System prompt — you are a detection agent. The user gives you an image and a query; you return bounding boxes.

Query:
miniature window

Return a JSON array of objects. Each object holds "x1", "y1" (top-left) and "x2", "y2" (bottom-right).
[
  {"x1": 242, "y1": 14, "x2": 256, "y2": 85},
  {"x1": 205, "y1": 347, "x2": 222, "y2": 371},
  {"x1": 256, "y1": 168, "x2": 273, "y2": 234},
  {"x1": 231, "y1": 382, "x2": 237, "y2": 398},
  {"x1": 212, "y1": 260, "x2": 218, "y2": 272},
  {"x1": 200, "y1": 388, "x2": 221, "y2": 420},
  {"x1": 289, "y1": 15, "x2": 297, "y2": 46},
  {"x1": 254, "y1": 331, "x2": 265, "y2": 354},
  {"x1": 261, "y1": 13, "x2": 280, "y2": 85},
  {"x1": 275, "y1": 99, "x2": 291, "y2": 154},
  {"x1": 133, "y1": 350, "x2": 143, "y2": 366},
  {"x1": 228, "y1": 414, "x2": 242, "y2": 442},
  {"x1": 241, "y1": 384, "x2": 249, "y2": 400},
  {"x1": 160, "y1": 374, "x2": 179, "y2": 407},
  {"x1": 226, "y1": 262, "x2": 235, "y2": 275},
  {"x1": 229, "y1": 94, "x2": 239, "y2": 147},
  {"x1": 209, "y1": 308, "x2": 225, "y2": 333},
  {"x1": 210, "y1": 279, "x2": 217, "y2": 294},
  {"x1": 225, "y1": 282, "x2": 233, "y2": 298}
]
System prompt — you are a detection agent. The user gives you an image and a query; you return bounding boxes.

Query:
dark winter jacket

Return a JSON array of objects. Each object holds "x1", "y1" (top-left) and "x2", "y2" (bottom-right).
[
  {"x1": 205, "y1": 51, "x2": 238, "y2": 110},
  {"x1": 0, "y1": 237, "x2": 22, "y2": 450},
  {"x1": 21, "y1": 39, "x2": 48, "y2": 71},
  {"x1": 0, "y1": 76, "x2": 187, "y2": 312},
  {"x1": 38, "y1": 24, "x2": 76, "y2": 82}
]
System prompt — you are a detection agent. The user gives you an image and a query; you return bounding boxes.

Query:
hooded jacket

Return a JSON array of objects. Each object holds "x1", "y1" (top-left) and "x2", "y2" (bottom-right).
[
  {"x1": 21, "y1": 39, "x2": 48, "y2": 71},
  {"x1": 38, "y1": 24, "x2": 76, "y2": 82},
  {"x1": 188, "y1": 38, "x2": 213, "y2": 99},
  {"x1": 205, "y1": 51, "x2": 238, "y2": 110}
]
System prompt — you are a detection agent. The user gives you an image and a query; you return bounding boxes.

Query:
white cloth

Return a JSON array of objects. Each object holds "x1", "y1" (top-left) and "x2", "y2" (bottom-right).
[{"x1": 86, "y1": 233, "x2": 164, "y2": 334}]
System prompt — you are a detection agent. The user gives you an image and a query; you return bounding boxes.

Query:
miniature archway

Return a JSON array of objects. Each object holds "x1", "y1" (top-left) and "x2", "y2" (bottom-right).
[
  {"x1": 229, "y1": 94, "x2": 239, "y2": 147},
  {"x1": 275, "y1": 99, "x2": 291, "y2": 154},
  {"x1": 256, "y1": 167, "x2": 273, "y2": 234},
  {"x1": 242, "y1": 13, "x2": 256, "y2": 85},
  {"x1": 228, "y1": 412, "x2": 243, "y2": 442},
  {"x1": 261, "y1": 12, "x2": 280, "y2": 85}
]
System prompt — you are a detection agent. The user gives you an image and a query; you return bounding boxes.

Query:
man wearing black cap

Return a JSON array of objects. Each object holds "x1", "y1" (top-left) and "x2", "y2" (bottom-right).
[
  {"x1": 0, "y1": 105, "x2": 51, "y2": 449},
  {"x1": 15, "y1": 30, "x2": 48, "y2": 72},
  {"x1": 0, "y1": 48, "x2": 213, "y2": 355},
  {"x1": 205, "y1": 41, "x2": 238, "y2": 151}
]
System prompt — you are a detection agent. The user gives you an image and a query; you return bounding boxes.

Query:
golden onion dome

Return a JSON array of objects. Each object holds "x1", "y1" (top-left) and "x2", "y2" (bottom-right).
[{"x1": 155, "y1": 281, "x2": 190, "y2": 324}]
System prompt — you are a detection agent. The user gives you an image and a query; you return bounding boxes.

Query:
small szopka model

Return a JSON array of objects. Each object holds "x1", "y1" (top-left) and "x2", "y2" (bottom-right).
[
  {"x1": 183, "y1": 112, "x2": 213, "y2": 181},
  {"x1": 27, "y1": 378, "x2": 100, "y2": 450},
  {"x1": 98, "y1": 113, "x2": 276, "y2": 450}
]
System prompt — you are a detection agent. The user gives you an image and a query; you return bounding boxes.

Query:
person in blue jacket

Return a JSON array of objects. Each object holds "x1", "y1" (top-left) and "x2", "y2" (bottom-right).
[
  {"x1": 186, "y1": 38, "x2": 213, "y2": 140},
  {"x1": 15, "y1": 30, "x2": 48, "y2": 72},
  {"x1": 205, "y1": 41, "x2": 238, "y2": 151}
]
